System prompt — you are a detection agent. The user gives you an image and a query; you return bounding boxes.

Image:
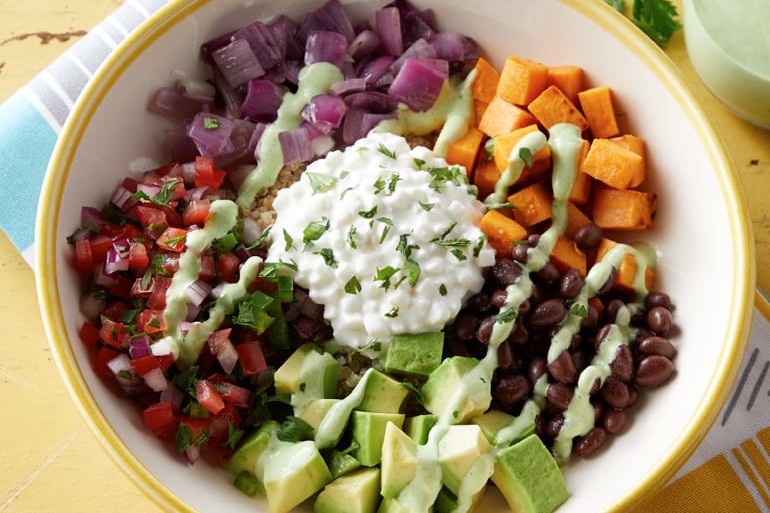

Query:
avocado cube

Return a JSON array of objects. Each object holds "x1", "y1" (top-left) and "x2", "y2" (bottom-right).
[
  {"x1": 301, "y1": 398, "x2": 341, "y2": 431},
  {"x1": 384, "y1": 332, "x2": 444, "y2": 378},
  {"x1": 262, "y1": 440, "x2": 332, "y2": 513},
  {"x1": 404, "y1": 414, "x2": 437, "y2": 445},
  {"x1": 380, "y1": 422, "x2": 418, "y2": 498},
  {"x1": 437, "y1": 424, "x2": 493, "y2": 496},
  {"x1": 377, "y1": 497, "x2": 411, "y2": 513},
  {"x1": 491, "y1": 434, "x2": 569, "y2": 513},
  {"x1": 421, "y1": 356, "x2": 491, "y2": 423},
  {"x1": 434, "y1": 487, "x2": 458, "y2": 513},
  {"x1": 325, "y1": 449, "x2": 362, "y2": 479},
  {"x1": 274, "y1": 343, "x2": 338, "y2": 399},
  {"x1": 358, "y1": 369, "x2": 409, "y2": 414},
  {"x1": 314, "y1": 467, "x2": 381, "y2": 513},
  {"x1": 224, "y1": 420, "x2": 279, "y2": 476},
  {"x1": 351, "y1": 411, "x2": 405, "y2": 466}
]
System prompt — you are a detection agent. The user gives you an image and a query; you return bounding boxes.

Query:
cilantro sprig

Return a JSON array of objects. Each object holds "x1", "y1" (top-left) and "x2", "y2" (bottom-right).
[{"x1": 606, "y1": 0, "x2": 681, "y2": 47}]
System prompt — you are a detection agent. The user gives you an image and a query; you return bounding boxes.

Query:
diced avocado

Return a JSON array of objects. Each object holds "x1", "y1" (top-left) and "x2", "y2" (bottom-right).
[
  {"x1": 404, "y1": 414, "x2": 437, "y2": 445},
  {"x1": 437, "y1": 424, "x2": 493, "y2": 496},
  {"x1": 472, "y1": 409, "x2": 524, "y2": 445},
  {"x1": 262, "y1": 440, "x2": 333, "y2": 513},
  {"x1": 376, "y1": 497, "x2": 410, "y2": 513},
  {"x1": 380, "y1": 422, "x2": 418, "y2": 498},
  {"x1": 314, "y1": 467, "x2": 381, "y2": 513},
  {"x1": 421, "y1": 356, "x2": 491, "y2": 423},
  {"x1": 274, "y1": 343, "x2": 338, "y2": 399},
  {"x1": 491, "y1": 434, "x2": 569, "y2": 513},
  {"x1": 225, "y1": 420, "x2": 279, "y2": 476},
  {"x1": 233, "y1": 470, "x2": 261, "y2": 497},
  {"x1": 351, "y1": 411, "x2": 405, "y2": 466},
  {"x1": 357, "y1": 368, "x2": 409, "y2": 414},
  {"x1": 434, "y1": 486, "x2": 459, "y2": 513},
  {"x1": 325, "y1": 449, "x2": 362, "y2": 479},
  {"x1": 301, "y1": 398, "x2": 341, "y2": 431},
  {"x1": 384, "y1": 332, "x2": 444, "y2": 378}
]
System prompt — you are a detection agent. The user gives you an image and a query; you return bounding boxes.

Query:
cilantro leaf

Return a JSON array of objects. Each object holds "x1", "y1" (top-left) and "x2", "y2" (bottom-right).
[
  {"x1": 303, "y1": 217, "x2": 330, "y2": 244},
  {"x1": 377, "y1": 143, "x2": 397, "y2": 159},
  {"x1": 631, "y1": 0, "x2": 681, "y2": 46},
  {"x1": 306, "y1": 172, "x2": 338, "y2": 193},
  {"x1": 518, "y1": 147, "x2": 534, "y2": 168},
  {"x1": 345, "y1": 276, "x2": 362, "y2": 294},
  {"x1": 276, "y1": 416, "x2": 314, "y2": 443}
]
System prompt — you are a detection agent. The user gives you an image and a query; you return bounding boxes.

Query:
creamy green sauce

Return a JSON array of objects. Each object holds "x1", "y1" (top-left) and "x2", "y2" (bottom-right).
[
  {"x1": 162, "y1": 199, "x2": 263, "y2": 368},
  {"x1": 485, "y1": 131, "x2": 548, "y2": 205},
  {"x1": 236, "y1": 62, "x2": 344, "y2": 209}
]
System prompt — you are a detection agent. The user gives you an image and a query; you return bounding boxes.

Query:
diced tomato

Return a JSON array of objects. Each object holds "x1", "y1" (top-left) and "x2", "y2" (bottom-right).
[
  {"x1": 217, "y1": 252, "x2": 241, "y2": 283},
  {"x1": 195, "y1": 379, "x2": 225, "y2": 415},
  {"x1": 183, "y1": 199, "x2": 211, "y2": 227},
  {"x1": 130, "y1": 355, "x2": 161, "y2": 377},
  {"x1": 157, "y1": 227, "x2": 188, "y2": 253},
  {"x1": 208, "y1": 402, "x2": 242, "y2": 444},
  {"x1": 178, "y1": 416, "x2": 210, "y2": 445},
  {"x1": 73, "y1": 238, "x2": 93, "y2": 276},
  {"x1": 161, "y1": 253, "x2": 180, "y2": 274},
  {"x1": 194, "y1": 156, "x2": 227, "y2": 192},
  {"x1": 216, "y1": 381, "x2": 254, "y2": 408},
  {"x1": 100, "y1": 300, "x2": 130, "y2": 322},
  {"x1": 89, "y1": 234, "x2": 114, "y2": 263},
  {"x1": 160, "y1": 204, "x2": 184, "y2": 229},
  {"x1": 78, "y1": 321, "x2": 101, "y2": 349},
  {"x1": 150, "y1": 162, "x2": 183, "y2": 179},
  {"x1": 93, "y1": 346, "x2": 121, "y2": 378},
  {"x1": 147, "y1": 276, "x2": 172, "y2": 310},
  {"x1": 99, "y1": 318, "x2": 127, "y2": 348},
  {"x1": 131, "y1": 277, "x2": 152, "y2": 298},
  {"x1": 143, "y1": 401, "x2": 177, "y2": 440},
  {"x1": 134, "y1": 205, "x2": 168, "y2": 231},
  {"x1": 158, "y1": 354, "x2": 175, "y2": 371},
  {"x1": 236, "y1": 341, "x2": 267, "y2": 376},
  {"x1": 128, "y1": 242, "x2": 150, "y2": 271},
  {"x1": 207, "y1": 328, "x2": 233, "y2": 354},
  {"x1": 120, "y1": 177, "x2": 139, "y2": 193},
  {"x1": 118, "y1": 223, "x2": 146, "y2": 243},
  {"x1": 106, "y1": 274, "x2": 133, "y2": 299},
  {"x1": 199, "y1": 253, "x2": 217, "y2": 281},
  {"x1": 136, "y1": 309, "x2": 166, "y2": 334}
]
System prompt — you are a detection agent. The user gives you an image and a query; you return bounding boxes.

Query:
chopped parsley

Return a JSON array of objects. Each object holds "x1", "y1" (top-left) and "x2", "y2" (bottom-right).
[
  {"x1": 276, "y1": 416, "x2": 314, "y2": 443},
  {"x1": 426, "y1": 166, "x2": 468, "y2": 191},
  {"x1": 396, "y1": 234, "x2": 419, "y2": 259},
  {"x1": 473, "y1": 234, "x2": 487, "y2": 258},
  {"x1": 384, "y1": 306, "x2": 399, "y2": 318},
  {"x1": 413, "y1": 158, "x2": 426, "y2": 169},
  {"x1": 202, "y1": 116, "x2": 220, "y2": 129},
  {"x1": 344, "y1": 276, "x2": 362, "y2": 295},
  {"x1": 570, "y1": 302, "x2": 589, "y2": 318},
  {"x1": 494, "y1": 307, "x2": 517, "y2": 323},
  {"x1": 450, "y1": 249, "x2": 468, "y2": 261},
  {"x1": 518, "y1": 147, "x2": 534, "y2": 168},
  {"x1": 374, "y1": 265, "x2": 399, "y2": 290},
  {"x1": 605, "y1": 0, "x2": 681, "y2": 46},
  {"x1": 347, "y1": 225, "x2": 358, "y2": 249},
  {"x1": 282, "y1": 228, "x2": 294, "y2": 251},
  {"x1": 404, "y1": 259, "x2": 420, "y2": 287},
  {"x1": 358, "y1": 206, "x2": 378, "y2": 219},
  {"x1": 130, "y1": 178, "x2": 183, "y2": 207},
  {"x1": 303, "y1": 217, "x2": 330, "y2": 244},
  {"x1": 373, "y1": 176, "x2": 387, "y2": 194},
  {"x1": 419, "y1": 201, "x2": 435, "y2": 212},
  {"x1": 377, "y1": 143, "x2": 397, "y2": 159},
  {"x1": 434, "y1": 238, "x2": 470, "y2": 247},
  {"x1": 314, "y1": 248, "x2": 338, "y2": 268},
  {"x1": 306, "y1": 172, "x2": 338, "y2": 193},
  {"x1": 439, "y1": 283, "x2": 448, "y2": 296}
]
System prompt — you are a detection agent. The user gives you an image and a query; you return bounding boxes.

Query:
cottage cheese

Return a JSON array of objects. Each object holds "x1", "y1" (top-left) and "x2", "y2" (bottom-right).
[{"x1": 267, "y1": 132, "x2": 495, "y2": 348}]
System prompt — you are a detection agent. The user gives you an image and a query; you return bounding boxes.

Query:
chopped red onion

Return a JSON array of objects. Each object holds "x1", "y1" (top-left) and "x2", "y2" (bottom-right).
[
  {"x1": 94, "y1": 263, "x2": 118, "y2": 288},
  {"x1": 344, "y1": 91, "x2": 397, "y2": 113},
  {"x1": 388, "y1": 58, "x2": 448, "y2": 111},
  {"x1": 390, "y1": 0, "x2": 435, "y2": 47},
  {"x1": 104, "y1": 247, "x2": 129, "y2": 275},
  {"x1": 242, "y1": 79, "x2": 286, "y2": 122},
  {"x1": 142, "y1": 367, "x2": 168, "y2": 392},
  {"x1": 216, "y1": 340, "x2": 240, "y2": 374},
  {"x1": 81, "y1": 206, "x2": 107, "y2": 229},
  {"x1": 212, "y1": 69, "x2": 243, "y2": 119},
  {"x1": 185, "y1": 303, "x2": 202, "y2": 322},
  {"x1": 269, "y1": 15, "x2": 303, "y2": 61},
  {"x1": 358, "y1": 55, "x2": 396, "y2": 85},
  {"x1": 302, "y1": 94, "x2": 347, "y2": 133},
  {"x1": 342, "y1": 109, "x2": 395, "y2": 144},
  {"x1": 200, "y1": 30, "x2": 238, "y2": 64},
  {"x1": 184, "y1": 280, "x2": 212, "y2": 307},
  {"x1": 79, "y1": 291, "x2": 107, "y2": 321},
  {"x1": 159, "y1": 385, "x2": 185, "y2": 414},
  {"x1": 110, "y1": 185, "x2": 138, "y2": 213},
  {"x1": 185, "y1": 186, "x2": 209, "y2": 202},
  {"x1": 212, "y1": 38, "x2": 265, "y2": 88},
  {"x1": 184, "y1": 445, "x2": 201, "y2": 464},
  {"x1": 311, "y1": 134, "x2": 335, "y2": 157},
  {"x1": 107, "y1": 353, "x2": 133, "y2": 377},
  {"x1": 375, "y1": 7, "x2": 403, "y2": 57},
  {"x1": 298, "y1": 0, "x2": 355, "y2": 44},
  {"x1": 135, "y1": 183, "x2": 162, "y2": 198},
  {"x1": 428, "y1": 32, "x2": 466, "y2": 62},
  {"x1": 330, "y1": 77, "x2": 367, "y2": 95},
  {"x1": 348, "y1": 29, "x2": 381, "y2": 60},
  {"x1": 165, "y1": 130, "x2": 199, "y2": 164},
  {"x1": 249, "y1": 122, "x2": 267, "y2": 155},
  {"x1": 390, "y1": 38, "x2": 437, "y2": 75},
  {"x1": 241, "y1": 217, "x2": 263, "y2": 246},
  {"x1": 187, "y1": 113, "x2": 235, "y2": 157},
  {"x1": 175, "y1": 76, "x2": 217, "y2": 102},
  {"x1": 129, "y1": 335, "x2": 151, "y2": 359},
  {"x1": 234, "y1": 20, "x2": 283, "y2": 71},
  {"x1": 148, "y1": 87, "x2": 204, "y2": 120},
  {"x1": 304, "y1": 30, "x2": 348, "y2": 69},
  {"x1": 292, "y1": 315, "x2": 322, "y2": 340},
  {"x1": 278, "y1": 126, "x2": 315, "y2": 165},
  {"x1": 150, "y1": 336, "x2": 174, "y2": 357}
]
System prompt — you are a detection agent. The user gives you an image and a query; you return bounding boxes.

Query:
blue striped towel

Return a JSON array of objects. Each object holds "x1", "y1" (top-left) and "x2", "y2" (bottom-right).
[{"x1": 1, "y1": 1, "x2": 770, "y2": 511}]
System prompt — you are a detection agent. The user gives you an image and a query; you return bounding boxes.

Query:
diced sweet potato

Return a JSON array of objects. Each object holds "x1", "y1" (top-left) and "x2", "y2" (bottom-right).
[
  {"x1": 493, "y1": 124, "x2": 551, "y2": 182},
  {"x1": 507, "y1": 180, "x2": 552, "y2": 227},
  {"x1": 577, "y1": 86, "x2": 620, "y2": 138},
  {"x1": 581, "y1": 138, "x2": 645, "y2": 190},
  {"x1": 564, "y1": 202, "x2": 592, "y2": 239},
  {"x1": 596, "y1": 238, "x2": 654, "y2": 292},
  {"x1": 609, "y1": 134, "x2": 647, "y2": 188},
  {"x1": 547, "y1": 65, "x2": 584, "y2": 104},
  {"x1": 480, "y1": 210, "x2": 528, "y2": 256},
  {"x1": 527, "y1": 85, "x2": 589, "y2": 131},
  {"x1": 478, "y1": 96, "x2": 537, "y2": 138},
  {"x1": 474, "y1": 100, "x2": 489, "y2": 127},
  {"x1": 496, "y1": 56, "x2": 549, "y2": 106},
  {"x1": 550, "y1": 236, "x2": 587, "y2": 277},
  {"x1": 445, "y1": 127, "x2": 484, "y2": 174},
  {"x1": 473, "y1": 158, "x2": 501, "y2": 200},
  {"x1": 568, "y1": 139, "x2": 591, "y2": 205},
  {"x1": 592, "y1": 189, "x2": 656, "y2": 230},
  {"x1": 472, "y1": 57, "x2": 500, "y2": 104}
]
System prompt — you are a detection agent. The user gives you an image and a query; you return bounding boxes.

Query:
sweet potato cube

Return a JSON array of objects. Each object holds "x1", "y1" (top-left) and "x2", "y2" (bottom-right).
[
  {"x1": 592, "y1": 189, "x2": 656, "y2": 231},
  {"x1": 472, "y1": 57, "x2": 500, "y2": 104},
  {"x1": 496, "y1": 56, "x2": 549, "y2": 106},
  {"x1": 581, "y1": 139, "x2": 645, "y2": 190},
  {"x1": 480, "y1": 210, "x2": 527, "y2": 257},
  {"x1": 474, "y1": 100, "x2": 489, "y2": 127},
  {"x1": 568, "y1": 139, "x2": 591, "y2": 205},
  {"x1": 507, "y1": 180, "x2": 552, "y2": 227},
  {"x1": 550, "y1": 236, "x2": 587, "y2": 277},
  {"x1": 596, "y1": 238, "x2": 654, "y2": 292},
  {"x1": 547, "y1": 65, "x2": 584, "y2": 104},
  {"x1": 473, "y1": 159, "x2": 501, "y2": 200},
  {"x1": 445, "y1": 127, "x2": 485, "y2": 174},
  {"x1": 527, "y1": 85, "x2": 589, "y2": 131},
  {"x1": 564, "y1": 202, "x2": 593, "y2": 239},
  {"x1": 610, "y1": 134, "x2": 647, "y2": 188},
  {"x1": 479, "y1": 96, "x2": 537, "y2": 138},
  {"x1": 493, "y1": 124, "x2": 551, "y2": 182},
  {"x1": 578, "y1": 86, "x2": 620, "y2": 138}
]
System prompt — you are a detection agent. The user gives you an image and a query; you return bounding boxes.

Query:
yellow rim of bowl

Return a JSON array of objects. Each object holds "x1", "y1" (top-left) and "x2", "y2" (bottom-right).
[{"x1": 35, "y1": 1, "x2": 755, "y2": 512}]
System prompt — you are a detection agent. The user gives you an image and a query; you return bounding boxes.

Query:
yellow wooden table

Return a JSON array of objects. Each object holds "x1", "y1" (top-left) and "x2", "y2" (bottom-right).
[{"x1": 1, "y1": 1, "x2": 768, "y2": 512}]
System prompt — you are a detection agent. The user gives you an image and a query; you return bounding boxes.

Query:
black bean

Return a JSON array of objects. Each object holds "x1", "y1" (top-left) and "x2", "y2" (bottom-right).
[
  {"x1": 494, "y1": 374, "x2": 531, "y2": 407},
  {"x1": 647, "y1": 306, "x2": 673, "y2": 336},
  {"x1": 636, "y1": 355, "x2": 675, "y2": 387},
  {"x1": 490, "y1": 289, "x2": 508, "y2": 308},
  {"x1": 594, "y1": 324, "x2": 613, "y2": 351},
  {"x1": 548, "y1": 350, "x2": 578, "y2": 384},
  {"x1": 530, "y1": 299, "x2": 567, "y2": 327},
  {"x1": 518, "y1": 299, "x2": 531, "y2": 315},
  {"x1": 575, "y1": 223, "x2": 602, "y2": 251},
  {"x1": 581, "y1": 304, "x2": 599, "y2": 332},
  {"x1": 627, "y1": 384, "x2": 639, "y2": 407},
  {"x1": 476, "y1": 316, "x2": 495, "y2": 345},
  {"x1": 497, "y1": 340, "x2": 516, "y2": 370},
  {"x1": 603, "y1": 409, "x2": 628, "y2": 435},
  {"x1": 534, "y1": 262, "x2": 560, "y2": 287},
  {"x1": 638, "y1": 336, "x2": 678, "y2": 359},
  {"x1": 527, "y1": 233, "x2": 540, "y2": 246},
  {"x1": 574, "y1": 427, "x2": 607, "y2": 458},
  {"x1": 452, "y1": 312, "x2": 478, "y2": 341},
  {"x1": 601, "y1": 377, "x2": 630, "y2": 409},
  {"x1": 595, "y1": 267, "x2": 617, "y2": 296},
  {"x1": 491, "y1": 259, "x2": 521, "y2": 286},
  {"x1": 644, "y1": 291, "x2": 674, "y2": 312},
  {"x1": 610, "y1": 344, "x2": 634, "y2": 382},
  {"x1": 547, "y1": 383, "x2": 574, "y2": 411},
  {"x1": 604, "y1": 298, "x2": 626, "y2": 324},
  {"x1": 559, "y1": 268, "x2": 584, "y2": 299},
  {"x1": 593, "y1": 401, "x2": 604, "y2": 422},
  {"x1": 544, "y1": 414, "x2": 565, "y2": 438},
  {"x1": 466, "y1": 292, "x2": 492, "y2": 313},
  {"x1": 511, "y1": 244, "x2": 529, "y2": 263},
  {"x1": 528, "y1": 356, "x2": 547, "y2": 384},
  {"x1": 508, "y1": 319, "x2": 529, "y2": 345}
]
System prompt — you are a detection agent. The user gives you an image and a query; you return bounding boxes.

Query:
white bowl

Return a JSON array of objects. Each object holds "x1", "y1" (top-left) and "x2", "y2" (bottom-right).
[{"x1": 35, "y1": 0, "x2": 755, "y2": 512}]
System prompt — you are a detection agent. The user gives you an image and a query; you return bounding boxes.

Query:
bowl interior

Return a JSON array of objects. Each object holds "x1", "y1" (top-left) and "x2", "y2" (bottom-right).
[{"x1": 37, "y1": 0, "x2": 754, "y2": 512}]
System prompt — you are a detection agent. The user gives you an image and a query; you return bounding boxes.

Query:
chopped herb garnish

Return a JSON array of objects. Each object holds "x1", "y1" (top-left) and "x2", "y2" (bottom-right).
[
  {"x1": 225, "y1": 422, "x2": 244, "y2": 450},
  {"x1": 347, "y1": 225, "x2": 358, "y2": 249},
  {"x1": 175, "y1": 423, "x2": 192, "y2": 452},
  {"x1": 385, "y1": 306, "x2": 399, "y2": 318},
  {"x1": 276, "y1": 416, "x2": 314, "y2": 443},
  {"x1": 377, "y1": 143, "x2": 397, "y2": 159},
  {"x1": 359, "y1": 340, "x2": 382, "y2": 353},
  {"x1": 387, "y1": 173, "x2": 401, "y2": 194},
  {"x1": 473, "y1": 234, "x2": 487, "y2": 258},
  {"x1": 212, "y1": 232, "x2": 239, "y2": 254},
  {"x1": 374, "y1": 265, "x2": 399, "y2": 290},
  {"x1": 486, "y1": 201, "x2": 516, "y2": 211},
  {"x1": 419, "y1": 201, "x2": 435, "y2": 212},
  {"x1": 404, "y1": 259, "x2": 420, "y2": 287},
  {"x1": 303, "y1": 217, "x2": 330, "y2": 244},
  {"x1": 426, "y1": 166, "x2": 467, "y2": 191},
  {"x1": 450, "y1": 249, "x2": 468, "y2": 261},
  {"x1": 340, "y1": 186, "x2": 355, "y2": 200},
  {"x1": 494, "y1": 307, "x2": 517, "y2": 323},
  {"x1": 282, "y1": 229, "x2": 294, "y2": 251},
  {"x1": 439, "y1": 283, "x2": 448, "y2": 296},
  {"x1": 373, "y1": 176, "x2": 387, "y2": 194},
  {"x1": 513, "y1": 239, "x2": 530, "y2": 246},
  {"x1": 434, "y1": 239, "x2": 471, "y2": 247},
  {"x1": 570, "y1": 302, "x2": 589, "y2": 318},
  {"x1": 518, "y1": 147, "x2": 534, "y2": 168},
  {"x1": 396, "y1": 234, "x2": 419, "y2": 259},
  {"x1": 232, "y1": 291, "x2": 275, "y2": 334},
  {"x1": 413, "y1": 158, "x2": 426, "y2": 169},
  {"x1": 247, "y1": 225, "x2": 272, "y2": 250},
  {"x1": 130, "y1": 178, "x2": 183, "y2": 207},
  {"x1": 358, "y1": 206, "x2": 378, "y2": 219},
  {"x1": 377, "y1": 217, "x2": 393, "y2": 244},
  {"x1": 435, "y1": 221, "x2": 457, "y2": 241},
  {"x1": 484, "y1": 138, "x2": 495, "y2": 160},
  {"x1": 315, "y1": 247, "x2": 338, "y2": 268},
  {"x1": 306, "y1": 172, "x2": 338, "y2": 193},
  {"x1": 203, "y1": 116, "x2": 220, "y2": 129},
  {"x1": 344, "y1": 276, "x2": 362, "y2": 295},
  {"x1": 259, "y1": 260, "x2": 297, "y2": 279},
  {"x1": 606, "y1": 0, "x2": 681, "y2": 47},
  {"x1": 400, "y1": 381, "x2": 424, "y2": 404}
]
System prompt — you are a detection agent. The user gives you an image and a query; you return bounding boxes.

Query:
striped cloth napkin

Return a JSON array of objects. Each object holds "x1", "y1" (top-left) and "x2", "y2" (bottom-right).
[{"x1": 1, "y1": 1, "x2": 769, "y2": 511}]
